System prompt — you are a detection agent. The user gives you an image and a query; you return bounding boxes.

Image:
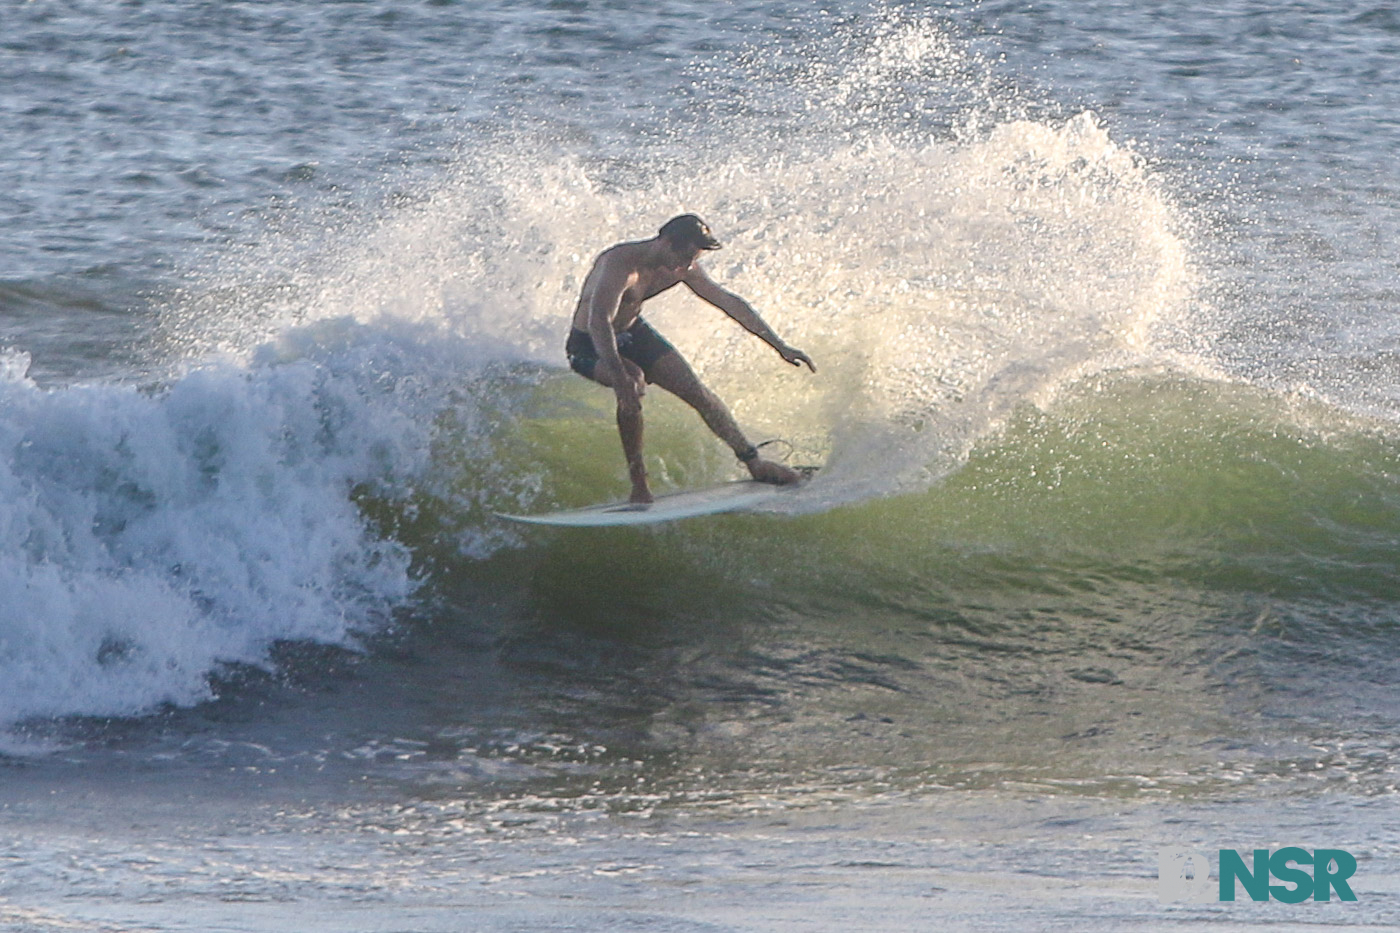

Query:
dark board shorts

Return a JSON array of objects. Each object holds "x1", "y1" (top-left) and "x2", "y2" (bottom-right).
[{"x1": 565, "y1": 318, "x2": 677, "y2": 381}]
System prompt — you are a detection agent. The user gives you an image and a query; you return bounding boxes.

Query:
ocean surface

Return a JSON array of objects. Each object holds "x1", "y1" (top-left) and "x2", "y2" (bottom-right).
[{"x1": 3, "y1": 0, "x2": 1400, "y2": 929}]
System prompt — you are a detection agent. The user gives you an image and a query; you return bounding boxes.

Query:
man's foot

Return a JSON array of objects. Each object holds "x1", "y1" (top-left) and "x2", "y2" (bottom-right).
[
  {"x1": 746, "y1": 457, "x2": 802, "y2": 486},
  {"x1": 628, "y1": 482, "x2": 655, "y2": 505}
]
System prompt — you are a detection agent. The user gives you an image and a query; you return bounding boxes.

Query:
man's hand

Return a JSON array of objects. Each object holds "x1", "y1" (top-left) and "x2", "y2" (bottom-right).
[{"x1": 779, "y1": 344, "x2": 817, "y2": 373}]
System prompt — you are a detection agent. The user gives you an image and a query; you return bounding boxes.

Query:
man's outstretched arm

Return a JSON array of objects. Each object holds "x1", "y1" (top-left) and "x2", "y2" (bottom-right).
[{"x1": 683, "y1": 266, "x2": 817, "y2": 372}]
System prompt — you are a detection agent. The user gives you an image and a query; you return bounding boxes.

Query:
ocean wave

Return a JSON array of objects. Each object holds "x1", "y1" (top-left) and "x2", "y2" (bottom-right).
[{"x1": 0, "y1": 7, "x2": 1297, "y2": 734}]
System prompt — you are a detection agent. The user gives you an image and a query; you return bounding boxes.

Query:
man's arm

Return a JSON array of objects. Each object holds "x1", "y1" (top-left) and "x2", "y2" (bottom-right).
[
  {"x1": 683, "y1": 265, "x2": 816, "y2": 372},
  {"x1": 586, "y1": 257, "x2": 646, "y2": 407}
]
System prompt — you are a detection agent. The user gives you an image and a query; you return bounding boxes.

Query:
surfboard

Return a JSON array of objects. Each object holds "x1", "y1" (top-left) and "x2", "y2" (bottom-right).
[{"x1": 496, "y1": 479, "x2": 803, "y2": 527}]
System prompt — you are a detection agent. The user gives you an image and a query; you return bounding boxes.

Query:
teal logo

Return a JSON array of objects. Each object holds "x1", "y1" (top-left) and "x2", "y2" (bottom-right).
[{"x1": 1159, "y1": 848, "x2": 1358, "y2": 903}]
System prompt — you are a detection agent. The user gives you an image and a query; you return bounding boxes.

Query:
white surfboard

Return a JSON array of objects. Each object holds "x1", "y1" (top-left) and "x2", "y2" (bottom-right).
[{"x1": 496, "y1": 479, "x2": 802, "y2": 527}]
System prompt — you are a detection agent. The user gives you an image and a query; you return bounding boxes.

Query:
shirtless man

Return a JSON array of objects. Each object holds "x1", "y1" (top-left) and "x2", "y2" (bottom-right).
[{"x1": 566, "y1": 214, "x2": 816, "y2": 504}]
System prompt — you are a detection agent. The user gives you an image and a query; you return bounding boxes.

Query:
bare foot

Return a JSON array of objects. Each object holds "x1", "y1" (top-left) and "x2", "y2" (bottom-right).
[
  {"x1": 628, "y1": 482, "x2": 654, "y2": 505},
  {"x1": 747, "y1": 457, "x2": 802, "y2": 486}
]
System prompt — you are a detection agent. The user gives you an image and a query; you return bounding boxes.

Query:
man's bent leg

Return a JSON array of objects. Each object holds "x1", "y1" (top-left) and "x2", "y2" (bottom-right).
[
  {"x1": 616, "y1": 402, "x2": 650, "y2": 504},
  {"x1": 587, "y1": 357, "x2": 653, "y2": 503},
  {"x1": 644, "y1": 352, "x2": 747, "y2": 450},
  {"x1": 645, "y1": 352, "x2": 801, "y2": 486}
]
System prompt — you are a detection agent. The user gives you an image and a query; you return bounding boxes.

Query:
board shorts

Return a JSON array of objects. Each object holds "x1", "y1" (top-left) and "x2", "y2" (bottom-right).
[{"x1": 566, "y1": 318, "x2": 677, "y2": 382}]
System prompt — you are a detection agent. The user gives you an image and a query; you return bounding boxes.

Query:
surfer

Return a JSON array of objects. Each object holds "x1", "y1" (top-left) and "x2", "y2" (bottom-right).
[{"x1": 567, "y1": 214, "x2": 816, "y2": 504}]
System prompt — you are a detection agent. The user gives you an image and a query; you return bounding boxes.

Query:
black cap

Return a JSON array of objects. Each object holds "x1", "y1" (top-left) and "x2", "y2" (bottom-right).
[{"x1": 658, "y1": 214, "x2": 722, "y2": 250}]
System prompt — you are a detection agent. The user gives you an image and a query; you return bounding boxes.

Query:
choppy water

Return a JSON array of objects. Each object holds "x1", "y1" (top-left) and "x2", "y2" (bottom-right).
[{"x1": 3, "y1": 1, "x2": 1400, "y2": 929}]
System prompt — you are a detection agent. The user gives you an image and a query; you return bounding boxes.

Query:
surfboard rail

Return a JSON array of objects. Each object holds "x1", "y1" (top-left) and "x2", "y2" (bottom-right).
[{"x1": 496, "y1": 478, "x2": 804, "y2": 527}]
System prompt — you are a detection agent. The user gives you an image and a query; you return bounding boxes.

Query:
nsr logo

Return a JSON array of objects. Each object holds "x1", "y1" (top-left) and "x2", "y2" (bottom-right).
[{"x1": 1159, "y1": 847, "x2": 1358, "y2": 903}]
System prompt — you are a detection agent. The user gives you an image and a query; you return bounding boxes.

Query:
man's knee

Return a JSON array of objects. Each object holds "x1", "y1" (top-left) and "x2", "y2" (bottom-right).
[{"x1": 589, "y1": 359, "x2": 625, "y2": 389}]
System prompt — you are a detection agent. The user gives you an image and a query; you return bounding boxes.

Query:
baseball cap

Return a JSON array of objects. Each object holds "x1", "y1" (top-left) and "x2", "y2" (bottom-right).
[{"x1": 658, "y1": 214, "x2": 722, "y2": 250}]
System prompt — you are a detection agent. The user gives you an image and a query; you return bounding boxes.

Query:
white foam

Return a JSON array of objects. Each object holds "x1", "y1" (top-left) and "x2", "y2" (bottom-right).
[{"x1": 0, "y1": 335, "x2": 446, "y2": 727}]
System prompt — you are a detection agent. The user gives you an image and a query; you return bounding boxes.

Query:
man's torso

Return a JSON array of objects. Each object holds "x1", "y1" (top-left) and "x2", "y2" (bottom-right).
[{"x1": 570, "y1": 242, "x2": 686, "y2": 332}]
